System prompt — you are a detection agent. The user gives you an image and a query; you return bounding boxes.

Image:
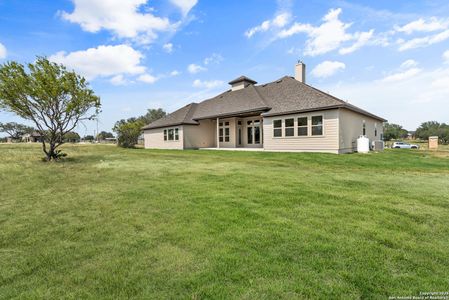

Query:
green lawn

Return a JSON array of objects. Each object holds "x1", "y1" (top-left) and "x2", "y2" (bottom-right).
[{"x1": 1, "y1": 144, "x2": 448, "y2": 299}]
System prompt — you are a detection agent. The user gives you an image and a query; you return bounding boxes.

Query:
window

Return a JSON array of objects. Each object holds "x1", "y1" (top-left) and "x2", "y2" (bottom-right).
[
  {"x1": 297, "y1": 117, "x2": 308, "y2": 136},
  {"x1": 311, "y1": 116, "x2": 323, "y2": 136},
  {"x1": 219, "y1": 128, "x2": 223, "y2": 142},
  {"x1": 164, "y1": 128, "x2": 179, "y2": 141},
  {"x1": 219, "y1": 121, "x2": 230, "y2": 142},
  {"x1": 273, "y1": 120, "x2": 282, "y2": 137},
  {"x1": 285, "y1": 118, "x2": 294, "y2": 136},
  {"x1": 374, "y1": 123, "x2": 377, "y2": 137},
  {"x1": 247, "y1": 127, "x2": 253, "y2": 144},
  {"x1": 362, "y1": 121, "x2": 366, "y2": 136}
]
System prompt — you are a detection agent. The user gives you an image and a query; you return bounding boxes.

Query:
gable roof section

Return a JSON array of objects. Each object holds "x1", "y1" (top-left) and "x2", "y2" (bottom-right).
[
  {"x1": 143, "y1": 76, "x2": 386, "y2": 130},
  {"x1": 142, "y1": 103, "x2": 198, "y2": 130}
]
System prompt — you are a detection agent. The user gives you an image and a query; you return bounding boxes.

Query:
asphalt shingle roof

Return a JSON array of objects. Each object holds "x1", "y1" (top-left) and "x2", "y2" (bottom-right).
[
  {"x1": 143, "y1": 75, "x2": 386, "y2": 130},
  {"x1": 142, "y1": 103, "x2": 198, "y2": 130}
]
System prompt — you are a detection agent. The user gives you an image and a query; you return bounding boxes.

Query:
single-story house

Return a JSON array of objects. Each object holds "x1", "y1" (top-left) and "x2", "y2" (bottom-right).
[
  {"x1": 143, "y1": 63, "x2": 386, "y2": 154},
  {"x1": 22, "y1": 132, "x2": 43, "y2": 143}
]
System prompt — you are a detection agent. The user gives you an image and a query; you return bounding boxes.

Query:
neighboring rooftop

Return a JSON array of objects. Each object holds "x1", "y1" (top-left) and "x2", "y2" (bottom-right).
[{"x1": 143, "y1": 75, "x2": 386, "y2": 130}]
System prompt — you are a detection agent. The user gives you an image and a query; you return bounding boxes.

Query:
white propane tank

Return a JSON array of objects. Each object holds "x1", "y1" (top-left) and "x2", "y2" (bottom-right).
[{"x1": 357, "y1": 136, "x2": 370, "y2": 153}]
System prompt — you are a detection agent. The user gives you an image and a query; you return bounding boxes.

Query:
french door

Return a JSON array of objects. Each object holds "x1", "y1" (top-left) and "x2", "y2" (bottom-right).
[{"x1": 247, "y1": 119, "x2": 261, "y2": 145}]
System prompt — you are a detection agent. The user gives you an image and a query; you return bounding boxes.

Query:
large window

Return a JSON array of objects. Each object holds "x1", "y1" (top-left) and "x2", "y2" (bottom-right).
[
  {"x1": 285, "y1": 118, "x2": 294, "y2": 137},
  {"x1": 164, "y1": 128, "x2": 179, "y2": 141},
  {"x1": 273, "y1": 120, "x2": 282, "y2": 137},
  {"x1": 311, "y1": 116, "x2": 323, "y2": 136},
  {"x1": 219, "y1": 121, "x2": 230, "y2": 142},
  {"x1": 297, "y1": 117, "x2": 308, "y2": 136}
]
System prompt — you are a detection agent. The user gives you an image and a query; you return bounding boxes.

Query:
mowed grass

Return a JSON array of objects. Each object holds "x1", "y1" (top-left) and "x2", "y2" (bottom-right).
[{"x1": 1, "y1": 144, "x2": 449, "y2": 299}]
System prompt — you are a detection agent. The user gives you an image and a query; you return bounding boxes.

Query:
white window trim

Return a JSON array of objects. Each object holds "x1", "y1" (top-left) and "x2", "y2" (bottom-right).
[
  {"x1": 163, "y1": 127, "x2": 180, "y2": 142},
  {"x1": 219, "y1": 121, "x2": 230, "y2": 143},
  {"x1": 284, "y1": 118, "x2": 295, "y2": 137},
  {"x1": 273, "y1": 119, "x2": 283, "y2": 138},
  {"x1": 272, "y1": 115, "x2": 325, "y2": 138},
  {"x1": 297, "y1": 116, "x2": 308, "y2": 137},
  {"x1": 311, "y1": 115, "x2": 324, "y2": 137}
]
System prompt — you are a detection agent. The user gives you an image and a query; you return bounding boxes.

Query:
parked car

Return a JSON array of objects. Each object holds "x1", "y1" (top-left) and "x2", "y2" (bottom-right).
[{"x1": 391, "y1": 141, "x2": 419, "y2": 149}]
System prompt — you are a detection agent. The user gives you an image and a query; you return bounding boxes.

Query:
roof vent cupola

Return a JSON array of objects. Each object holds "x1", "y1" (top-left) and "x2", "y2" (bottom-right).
[{"x1": 228, "y1": 76, "x2": 257, "y2": 91}]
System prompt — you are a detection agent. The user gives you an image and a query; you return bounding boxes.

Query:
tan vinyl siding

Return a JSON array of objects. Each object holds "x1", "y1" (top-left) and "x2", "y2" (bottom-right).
[
  {"x1": 339, "y1": 108, "x2": 384, "y2": 153},
  {"x1": 183, "y1": 120, "x2": 216, "y2": 149},
  {"x1": 143, "y1": 126, "x2": 184, "y2": 149},
  {"x1": 263, "y1": 109, "x2": 339, "y2": 153}
]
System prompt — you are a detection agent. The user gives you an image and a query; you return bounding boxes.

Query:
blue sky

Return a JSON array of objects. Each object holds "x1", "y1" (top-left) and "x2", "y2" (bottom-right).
[{"x1": 1, "y1": 0, "x2": 449, "y2": 136}]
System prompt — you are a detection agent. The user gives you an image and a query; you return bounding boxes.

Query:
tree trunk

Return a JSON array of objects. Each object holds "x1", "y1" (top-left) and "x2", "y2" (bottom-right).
[
  {"x1": 47, "y1": 143, "x2": 58, "y2": 161},
  {"x1": 42, "y1": 140, "x2": 59, "y2": 161}
]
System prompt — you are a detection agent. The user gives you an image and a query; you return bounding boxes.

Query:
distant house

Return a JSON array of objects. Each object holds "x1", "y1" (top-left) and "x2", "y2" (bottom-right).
[
  {"x1": 22, "y1": 132, "x2": 43, "y2": 143},
  {"x1": 143, "y1": 63, "x2": 386, "y2": 154}
]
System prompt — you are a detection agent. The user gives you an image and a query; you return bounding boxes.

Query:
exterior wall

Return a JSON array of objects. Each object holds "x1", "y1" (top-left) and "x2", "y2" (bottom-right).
[
  {"x1": 339, "y1": 108, "x2": 384, "y2": 153},
  {"x1": 183, "y1": 120, "x2": 216, "y2": 149},
  {"x1": 263, "y1": 109, "x2": 340, "y2": 153},
  {"x1": 143, "y1": 126, "x2": 184, "y2": 149}
]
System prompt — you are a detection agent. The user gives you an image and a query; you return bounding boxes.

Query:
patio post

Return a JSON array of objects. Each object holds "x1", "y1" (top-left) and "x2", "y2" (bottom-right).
[{"x1": 216, "y1": 117, "x2": 220, "y2": 149}]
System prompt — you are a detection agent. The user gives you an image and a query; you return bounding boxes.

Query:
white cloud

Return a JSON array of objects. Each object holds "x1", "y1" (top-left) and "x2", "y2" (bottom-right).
[
  {"x1": 394, "y1": 17, "x2": 448, "y2": 34},
  {"x1": 138, "y1": 74, "x2": 158, "y2": 84},
  {"x1": 163, "y1": 43, "x2": 174, "y2": 53},
  {"x1": 169, "y1": 0, "x2": 197, "y2": 16},
  {"x1": 0, "y1": 43, "x2": 6, "y2": 59},
  {"x1": 444, "y1": 50, "x2": 449, "y2": 63},
  {"x1": 245, "y1": 12, "x2": 291, "y2": 38},
  {"x1": 400, "y1": 59, "x2": 418, "y2": 69},
  {"x1": 379, "y1": 61, "x2": 421, "y2": 83},
  {"x1": 326, "y1": 66, "x2": 449, "y2": 129},
  {"x1": 398, "y1": 29, "x2": 449, "y2": 51},
  {"x1": 339, "y1": 29, "x2": 374, "y2": 55},
  {"x1": 278, "y1": 8, "x2": 374, "y2": 56},
  {"x1": 187, "y1": 63, "x2": 206, "y2": 74},
  {"x1": 49, "y1": 44, "x2": 145, "y2": 80},
  {"x1": 287, "y1": 47, "x2": 301, "y2": 55},
  {"x1": 61, "y1": 0, "x2": 173, "y2": 44},
  {"x1": 170, "y1": 70, "x2": 181, "y2": 76},
  {"x1": 381, "y1": 68, "x2": 421, "y2": 82},
  {"x1": 204, "y1": 53, "x2": 223, "y2": 65},
  {"x1": 110, "y1": 75, "x2": 128, "y2": 86},
  {"x1": 311, "y1": 61, "x2": 346, "y2": 78},
  {"x1": 192, "y1": 79, "x2": 224, "y2": 89}
]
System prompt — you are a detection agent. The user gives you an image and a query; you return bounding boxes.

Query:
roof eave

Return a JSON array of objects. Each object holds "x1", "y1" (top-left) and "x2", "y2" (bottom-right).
[
  {"x1": 262, "y1": 105, "x2": 386, "y2": 122},
  {"x1": 193, "y1": 107, "x2": 271, "y2": 120},
  {"x1": 142, "y1": 121, "x2": 199, "y2": 130},
  {"x1": 261, "y1": 105, "x2": 345, "y2": 117}
]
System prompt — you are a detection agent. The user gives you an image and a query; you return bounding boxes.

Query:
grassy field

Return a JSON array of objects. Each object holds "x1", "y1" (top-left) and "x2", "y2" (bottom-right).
[{"x1": 1, "y1": 144, "x2": 448, "y2": 299}]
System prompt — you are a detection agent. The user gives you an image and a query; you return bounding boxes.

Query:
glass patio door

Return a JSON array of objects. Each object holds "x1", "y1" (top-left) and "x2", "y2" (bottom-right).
[{"x1": 247, "y1": 119, "x2": 261, "y2": 145}]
